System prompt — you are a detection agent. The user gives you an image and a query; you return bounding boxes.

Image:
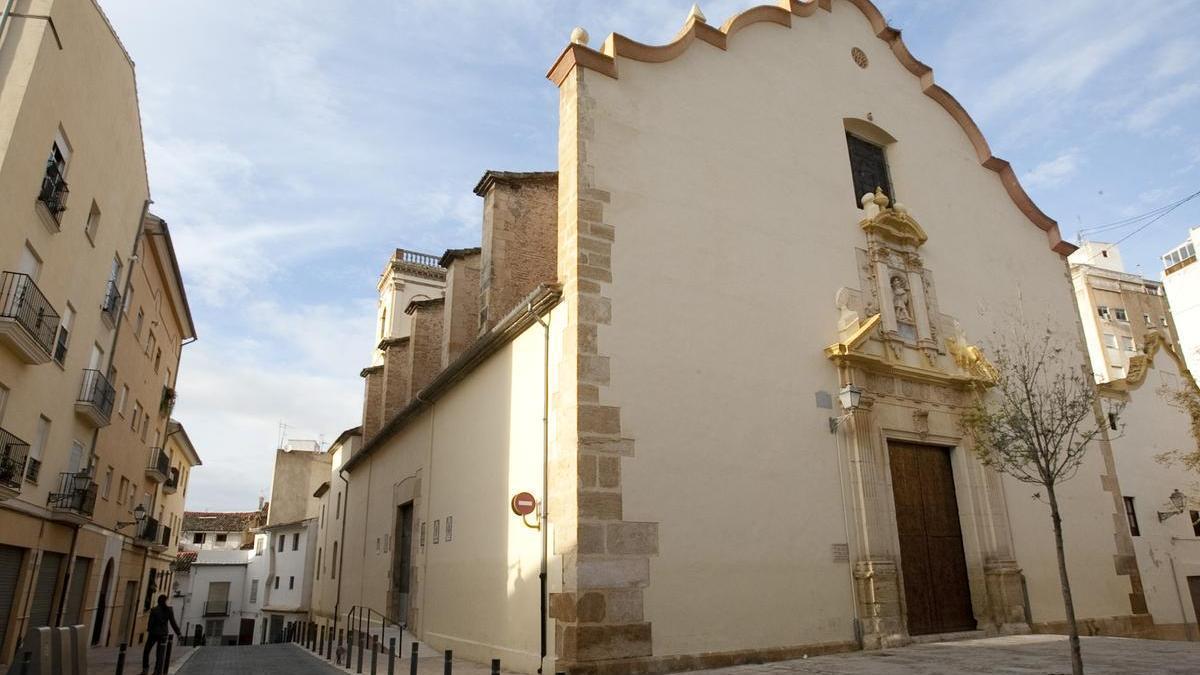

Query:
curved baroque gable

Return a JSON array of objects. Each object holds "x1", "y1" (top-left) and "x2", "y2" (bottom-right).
[{"x1": 546, "y1": 0, "x2": 1074, "y2": 256}]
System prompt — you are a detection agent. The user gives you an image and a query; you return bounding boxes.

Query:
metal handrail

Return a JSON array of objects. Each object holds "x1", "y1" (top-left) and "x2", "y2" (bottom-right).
[
  {"x1": 48, "y1": 471, "x2": 97, "y2": 516},
  {"x1": 77, "y1": 369, "x2": 115, "y2": 420},
  {"x1": 37, "y1": 162, "x2": 69, "y2": 217},
  {"x1": 0, "y1": 427, "x2": 29, "y2": 490},
  {"x1": 0, "y1": 271, "x2": 59, "y2": 355},
  {"x1": 345, "y1": 605, "x2": 405, "y2": 666},
  {"x1": 101, "y1": 281, "x2": 122, "y2": 324},
  {"x1": 147, "y1": 447, "x2": 170, "y2": 476}
]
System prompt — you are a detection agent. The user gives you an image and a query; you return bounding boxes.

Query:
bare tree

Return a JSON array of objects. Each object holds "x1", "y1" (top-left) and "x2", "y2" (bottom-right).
[{"x1": 961, "y1": 325, "x2": 1111, "y2": 675}]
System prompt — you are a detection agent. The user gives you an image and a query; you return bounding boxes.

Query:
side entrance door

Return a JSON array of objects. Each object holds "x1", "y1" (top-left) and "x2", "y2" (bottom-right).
[
  {"x1": 239, "y1": 618, "x2": 255, "y2": 645},
  {"x1": 888, "y1": 441, "x2": 976, "y2": 635},
  {"x1": 391, "y1": 502, "x2": 414, "y2": 624}
]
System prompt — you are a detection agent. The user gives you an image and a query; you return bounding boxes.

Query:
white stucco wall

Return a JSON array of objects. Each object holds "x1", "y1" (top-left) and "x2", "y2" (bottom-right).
[{"x1": 574, "y1": 0, "x2": 1132, "y2": 656}]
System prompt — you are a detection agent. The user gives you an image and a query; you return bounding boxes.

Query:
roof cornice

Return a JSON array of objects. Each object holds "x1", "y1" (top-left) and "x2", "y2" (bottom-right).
[{"x1": 546, "y1": 0, "x2": 1074, "y2": 257}]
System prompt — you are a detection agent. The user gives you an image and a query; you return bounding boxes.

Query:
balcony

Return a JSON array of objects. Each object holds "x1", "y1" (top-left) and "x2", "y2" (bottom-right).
[
  {"x1": 100, "y1": 281, "x2": 122, "y2": 329},
  {"x1": 75, "y1": 369, "x2": 115, "y2": 427},
  {"x1": 24, "y1": 458, "x2": 41, "y2": 484},
  {"x1": 162, "y1": 467, "x2": 180, "y2": 495},
  {"x1": 160, "y1": 386, "x2": 176, "y2": 417},
  {"x1": 48, "y1": 471, "x2": 97, "y2": 523},
  {"x1": 135, "y1": 516, "x2": 160, "y2": 547},
  {"x1": 159, "y1": 524, "x2": 173, "y2": 551},
  {"x1": 36, "y1": 162, "x2": 69, "y2": 230},
  {"x1": 203, "y1": 600, "x2": 230, "y2": 617},
  {"x1": 146, "y1": 447, "x2": 169, "y2": 483},
  {"x1": 0, "y1": 428, "x2": 30, "y2": 500},
  {"x1": 0, "y1": 272, "x2": 60, "y2": 364}
]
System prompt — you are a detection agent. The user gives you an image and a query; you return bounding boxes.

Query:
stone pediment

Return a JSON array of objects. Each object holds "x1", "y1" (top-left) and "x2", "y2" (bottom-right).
[
  {"x1": 825, "y1": 312, "x2": 984, "y2": 390},
  {"x1": 860, "y1": 190, "x2": 927, "y2": 247}
]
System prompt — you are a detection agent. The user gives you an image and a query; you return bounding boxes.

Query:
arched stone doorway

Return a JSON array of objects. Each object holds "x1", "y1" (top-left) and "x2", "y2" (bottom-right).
[{"x1": 91, "y1": 559, "x2": 113, "y2": 645}]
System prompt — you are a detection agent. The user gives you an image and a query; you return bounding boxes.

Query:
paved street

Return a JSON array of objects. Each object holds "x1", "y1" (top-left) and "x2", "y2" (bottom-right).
[
  {"x1": 176, "y1": 644, "x2": 343, "y2": 675},
  {"x1": 697, "y1": 635, "x2": 1200, "y2": 675},
  {"x1": 166, "y1": 635, "x2": 1200, "y2": 675}
]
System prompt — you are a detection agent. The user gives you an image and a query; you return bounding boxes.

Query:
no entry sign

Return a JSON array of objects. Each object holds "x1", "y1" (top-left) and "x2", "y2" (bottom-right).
[{"x1": 511, "y1": 492, "x2": 537, "y2": 516}]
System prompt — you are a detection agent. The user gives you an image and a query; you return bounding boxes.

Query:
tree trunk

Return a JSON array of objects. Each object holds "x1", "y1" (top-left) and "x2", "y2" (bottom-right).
[{"x1": 1047, "y1": 484, "x2": 1084, "y2": 675}]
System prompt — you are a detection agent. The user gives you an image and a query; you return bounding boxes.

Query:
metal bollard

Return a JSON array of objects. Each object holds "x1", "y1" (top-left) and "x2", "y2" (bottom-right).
[
  {"x1": 164, "y1": 634, "x2": 175, "y2": 673},
  {"x1": 388, "y1": 637, "x2": 396, "y2": 675},
  {"x1": 348, "y1": 629, "x2": 355, "y2": 669},
  {"x1": 371, "y1": 635, "x2": 379, "y2": 675},
  {"x1": 491, "y1": 658, "x2": 500, "y2": 675},
  {"x1": 337, "y1": 629, "x2": 344, "y2": 664},
  {"x1": 357, "y1": 631, "x2": 365, "y2": 674},
  {"x1": 320, "y1": 625, "x2": 325, "y2": 655},
  {"x1": 444, "y1": 649, "x2": 453, "y2": 675},
  {"x1": 18, "y1": 651, "x2": 30, "y2": 675},
  {"x1": 410, "y1": 641, "x2": 419, "y2": 675},
  {"x1": 115, "y1": 643, "x2": 127, "y2": 675}
]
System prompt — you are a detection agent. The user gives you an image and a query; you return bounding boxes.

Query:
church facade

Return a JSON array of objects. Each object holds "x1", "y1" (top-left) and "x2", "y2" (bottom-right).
[{"x1": 321, "y1": 2, "x2": 1168, "y2": 674}]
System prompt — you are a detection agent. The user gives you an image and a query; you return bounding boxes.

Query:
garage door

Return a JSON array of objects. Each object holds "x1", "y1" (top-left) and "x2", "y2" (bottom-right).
[
  {"x1": 64, "y1": 557, "x2": 91, "y2": 625},
  {"x1": 28, "y1": 552, "x2": 63, "y2": 628},
  {"x1": 0, "y1": 546, "x2": 25, "y2": 652}
]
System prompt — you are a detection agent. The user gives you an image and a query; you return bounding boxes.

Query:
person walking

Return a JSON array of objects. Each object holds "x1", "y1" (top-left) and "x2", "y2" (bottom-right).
[{"x1": 142, "y1": 594, "x2": 182, "y2": 675}]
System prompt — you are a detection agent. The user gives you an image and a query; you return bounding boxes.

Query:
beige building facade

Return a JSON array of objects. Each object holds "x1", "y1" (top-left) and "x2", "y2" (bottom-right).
[
  {"x1": 0, "y1": 0, "x2": 199, "y2": 664},
  {"x1": 306, "y1": 2, "x2": 1196, "y2": 674},
  {"x1": 1069, "y1": 241, "x2": 1177, "y2": 383}
]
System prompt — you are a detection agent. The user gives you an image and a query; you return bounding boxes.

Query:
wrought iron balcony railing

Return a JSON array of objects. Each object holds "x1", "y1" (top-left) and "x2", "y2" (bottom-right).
[
  {"x1": 160, "y1": 386, "x2": 176, "y2": 417},
  {"x1": 203, "y1": 600, "x2": 230, "y2": 617},
  {"x1": 0, "y1": 272, "x2": 60, "y2": 359},
  {"x1": 162, "y1": 467, "x2": 180, "y2": 494},
  {"x1": 38, "y1": 162, "x2": 69, "y2": 219},
  {"x1": 48, "y1": 471, "x2": 97, "y2": 518},
  {"x1": 136, "y1": 516, "x2": 161, "y2": 544},
  {"x1": 24, "y1": 458, "x2": 41, "y2": 484},
  {"x1": 0, "y1": 428, "x2": 30, "y2": 491},
  {"x1": 101, "y1": 281, "x2": 122, "y2": 327},
  {"x1": 76, "y1": 369, "x2": 115, "y2": 426},
  {"x1": 146, "y1": 447, "x2": 169, "y2": 482}
]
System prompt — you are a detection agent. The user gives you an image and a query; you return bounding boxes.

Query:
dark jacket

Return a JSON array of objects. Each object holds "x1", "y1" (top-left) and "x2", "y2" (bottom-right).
[{"x1": 148, "y1": 604, "x2": 181, "y2": 637}]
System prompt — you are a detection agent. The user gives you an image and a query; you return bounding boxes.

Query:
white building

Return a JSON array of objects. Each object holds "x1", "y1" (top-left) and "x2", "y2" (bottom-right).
[
  {"x1": 180, "y1": 509, "x2": 265, "y2": 551},
  {"x1": 171, "y1": 548, "x2": 254, "y2": 645},
  {"x1": 1163, "y1": 229, "x2": 1200, "y2": 377},
  {"x1": 256, "y1": 520, "x2": 318, "y2": 644}
]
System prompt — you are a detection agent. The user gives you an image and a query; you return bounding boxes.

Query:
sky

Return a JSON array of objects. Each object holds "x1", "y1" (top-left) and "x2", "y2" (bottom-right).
[{"x1": 97, "y1": 0, "x2": 1200, "y2": 510}]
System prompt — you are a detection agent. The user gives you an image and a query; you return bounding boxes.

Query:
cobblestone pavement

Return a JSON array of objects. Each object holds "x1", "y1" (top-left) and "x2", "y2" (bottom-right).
[
  {"x1": 696, "y1": 635, "x2": 1200, "y2": 675},
  {"x1": 176, "y1": 644, "x2": 344, "y2": 674}
]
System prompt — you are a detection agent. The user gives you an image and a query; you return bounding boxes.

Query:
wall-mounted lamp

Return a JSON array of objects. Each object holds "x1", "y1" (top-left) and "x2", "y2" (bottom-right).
[
  {"x1": 1157, "y1": 489, "x2": 1189, "y2": 522},
  {"x1": 830, "y1": 384, "x2": 864, "y2": 433},
  {"x1": 116, "y1": 503, "x2": 147, "y2": 531}
]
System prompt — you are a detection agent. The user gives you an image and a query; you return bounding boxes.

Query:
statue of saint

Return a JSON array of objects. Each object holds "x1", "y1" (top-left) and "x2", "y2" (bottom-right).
[{"x1": 891, "y1": 275, "x2": 913, "y2": 323}]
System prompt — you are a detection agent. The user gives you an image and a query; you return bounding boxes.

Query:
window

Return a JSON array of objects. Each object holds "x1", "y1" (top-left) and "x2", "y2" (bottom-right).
[
  {"x1": 1124, "y1": 496, "x2": 1140, "y2": 537},
  {"x1": 1163, "y1": 242, "x2": 1196, "y2": 268},
  {"x1": 278, "y1": 535, "x2": 284, "y2": 552},
  {"x1": 292, "y1": 533, "x2": 299, "y2": 551},
  {"x1": 316, "y1": 548, "x2": 322, "y2": 580},
  {"x1": 1144, "y1": 313, "x2": 1152, "y2": 327},
  {"x1": 331, "y1": 542, "x2": 338, "y2": 579},
  {"x1": 1191, "y1": 511, "x2": 1200, "y2": 538},
  {"x1": 1163, "y1": 316, "x2": 1170, "y2": 327},
  {"x1": 131, "y1": 401, "x2": 142, "y2": 431},
  {"x1": 845, "y1": 132, "x2": 893, "y2": 206},
  {"x1": 39, "y1": 135, "x2": 70, "y2": 219},
  {"x1": 1103, "y1": 333, "x2": 1118, "y2": 349},
  {"x1": 117, "y1": 385, "x2": 128, "y2": 416},
  {"x1": 1097, "y1": 306, "x2": 1110, "y2": 320},
  {"x1": 249, "y1": 579, "x2": 259, "y2": 604},
  {"x1": 140, "y1": 413, "x2": 150, "y2": 442},
  {"x1": 54, "y1": 306, "x2": 74, "y2": 364},
  {"x1": 255, "y1": 537, "x2": 264, "y2": 556},
  {"x1": 118, "y1": 476, "x2": 129, "y2": 505},
  {"x1": 193, "y1": 532, "x2": 206, "y2": 545},
  {"x1": 446, "y1": 516, "x2": 453, "y2": 542},
  {"x1": 1113, "y1": 308, "x2": 1129, "y2": 322},
  {"x1": 154, "y1": 348, "x2": 162, "y2": 372},
  {"x1": 1108, "y1": 412, "x2": 1118, "y2": 430},
  {"x1": 27, "y1": 416, "x2": 49, "y2": 483},
  {"x1": 85, "y1": 201, "x2": 101, "y2": 243},
  {"x1": 273, "y1": 576, "x2": 279, "y2": 590},
  {"x1": 102, "y1": 466, "x2": 113, "y2": 499},
  {"x1": 1121, "y1": 336, "x2": 1136, "y2": 352},
  {"x1": 433, "y1": 520, "x2": 439, "y2": 544},
  {"x1": 335, "y1": 492, "x2": 342, "y2": 520},
  {"x1": 289, "y1": 576, "x2": 295, "y2": 590},
  {"x1": 135, "y1": 308, "x2": 144, "y2": 338},
  {"x1": 146, "y1": 332, "x2": 157, "y2": 358},
  {"x1": 215, "y1": 533, "x2": 227, "y2": 544},
  {"x1": 124, "y1": 286, "x2": 134, "y2": 315}
]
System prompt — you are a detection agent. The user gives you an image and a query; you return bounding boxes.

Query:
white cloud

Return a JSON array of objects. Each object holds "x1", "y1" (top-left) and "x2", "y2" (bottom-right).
[
  {"x1": 1126, "y1": 83, "x2": 1200, "y2": 132},
  {"x1": 1153, "y1": 40, "x2": 1200, "y2": 81},
  {"x1": 1021, "y1": 150, "x2": 1081, "y2": 189}
]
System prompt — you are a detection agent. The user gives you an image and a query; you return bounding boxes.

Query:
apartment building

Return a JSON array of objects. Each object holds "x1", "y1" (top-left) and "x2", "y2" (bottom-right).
[
  {"x1": 1163, "y1": 229, "x2": 1200, "y2": 378},
  {"x1": 0, "y1": 1, "x2": 199, "y2": 663},
  {"x1": 1068, "y1": 241, "x2": 1177, "y2": 382}
]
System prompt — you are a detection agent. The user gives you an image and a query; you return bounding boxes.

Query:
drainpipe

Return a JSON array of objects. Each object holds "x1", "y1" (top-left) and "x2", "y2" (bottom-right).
[
  {"x1": 0, "y1": 0, "x2": 16, "y2": 50},
  {"x1": 527, "y1": 302, "x2": 551, "y2": 673},
  {"x1": 54, "y1": 198, "x2": 151, "y2": 629}
]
